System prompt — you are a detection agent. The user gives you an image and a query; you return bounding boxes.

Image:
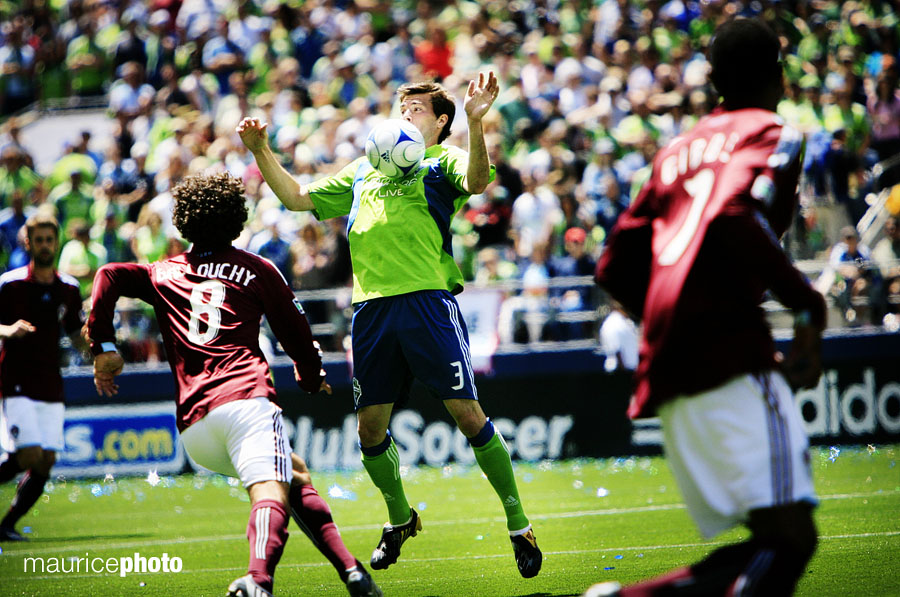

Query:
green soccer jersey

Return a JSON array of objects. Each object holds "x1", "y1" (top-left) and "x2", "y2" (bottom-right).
[{"x1": 308, "y1": 144, "x2": 495, "y2": 304}]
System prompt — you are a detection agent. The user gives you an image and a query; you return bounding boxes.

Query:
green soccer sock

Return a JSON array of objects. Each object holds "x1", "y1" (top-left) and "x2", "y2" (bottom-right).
[
  {"x1": 472, "y1": 430, "x2": 530, "y2": 532},
  {"x1": 361, "y1": 435, "x2": 412, "y2": 526}
]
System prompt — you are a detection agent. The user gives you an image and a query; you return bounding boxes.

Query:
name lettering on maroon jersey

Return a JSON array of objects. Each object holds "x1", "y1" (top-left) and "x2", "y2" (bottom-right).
[
  {"x1": 659, "y1": 131, "x2": 740, "y2": 186},
  {"x1": 195, "y1": 262, "x2": 258, "y2": 286},
  {"x1": 155, "y1": 263, "x2": 185, "y2": 284}
]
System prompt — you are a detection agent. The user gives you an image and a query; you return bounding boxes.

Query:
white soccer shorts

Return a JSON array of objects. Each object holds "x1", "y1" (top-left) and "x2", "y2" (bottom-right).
[
  {"x1": 0, "y1": 396, "x2": 65, "y2": 453},
  {"x1": 658, "y1": 371, "x2": 816, "y2": 538},
  {"x1": 180, "y1": 397, "x2": 292, "y2": 488}
]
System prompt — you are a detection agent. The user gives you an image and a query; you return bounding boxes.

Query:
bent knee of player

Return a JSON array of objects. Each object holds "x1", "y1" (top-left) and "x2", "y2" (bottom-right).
[
  {"x1": 248, "y1": 479, "x2": 290, "y2": 508},
  {"x1": 292, "y1": 471, "x2": 312, "y2": 486},
  {"x1": 445, "y1": 399, "x2": 487, "y2": 438},
  {"x1": 37, "y1": 450, "x2": 56, "y2": 475},
  {"x1": 15, "y1": 446, "x2": 43, "y2": 471},
  {"x1": 356, "y1": 406, "x2": 392, "y2": 447},
  {"x1": 357, "y1": 423, "x2": 384, "y2": 447},
  {"x1": 291, "y1": 454, "x2": 312, "y2": 486},
  {"x1": 291, "y1": 453, "x2": 309, "y2": 475},
  {"x1": 749, "y1": 502, "x2": 818, "y2": 562}
]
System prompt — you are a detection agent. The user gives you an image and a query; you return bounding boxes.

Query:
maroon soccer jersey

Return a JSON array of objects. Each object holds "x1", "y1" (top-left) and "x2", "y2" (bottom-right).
[
  {"x1": 88, "y1": 247, "x2": 323, "y2": 431},
  {"x1": 0, "y1": 265, "x2": 84, "y2": 403},
  {"x1": 596, "y1": 108, "x2": 826, "y2": 418}
]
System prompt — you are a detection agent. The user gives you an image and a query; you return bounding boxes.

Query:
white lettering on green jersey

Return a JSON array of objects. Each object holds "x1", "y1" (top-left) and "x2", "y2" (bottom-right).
[{"x1": 308, "y1": 144, "x2": 495, "y2": 303}]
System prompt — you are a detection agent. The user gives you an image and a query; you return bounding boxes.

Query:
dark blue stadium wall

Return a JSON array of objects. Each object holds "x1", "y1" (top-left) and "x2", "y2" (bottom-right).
[{"x1": 56, "y1": 331, "x2": 900, "y2": 476}]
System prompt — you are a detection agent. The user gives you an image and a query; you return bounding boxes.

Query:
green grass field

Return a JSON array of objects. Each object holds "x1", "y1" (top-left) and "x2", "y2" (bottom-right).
[{"x1": 1, "y1": 445, "x2": 898, "y2": 597}]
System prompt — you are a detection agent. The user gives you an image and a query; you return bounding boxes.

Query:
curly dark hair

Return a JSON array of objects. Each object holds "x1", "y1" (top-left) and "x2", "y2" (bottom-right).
[{"x1": 172, "y1": 173, "x2": 248, "y2": 249}]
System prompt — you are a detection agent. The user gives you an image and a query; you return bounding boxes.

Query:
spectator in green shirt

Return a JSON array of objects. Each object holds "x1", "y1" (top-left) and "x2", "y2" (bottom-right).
[
  {"x1": 58, "y1": 218, "x2": 107, "y2": 297},
  {"x1": 793, "y1": 76, "x2": 827, "y2": 134},
  {"x1": 326, "y1": 57, "x2": 378, "y2": 109},
  {"x1": 0, "y1": 146, "x2": 42, "y2": 209},
  {"x1": 49, "y1": 170, "x2": 95, "y2": 237},
  {"x1": 824, "y1": 83, "x2": 872, "y2": 158},
  {"x1": 0, "y1": 15, "x2": 37, "y2": 115},
  {"x1": 797, "y1": 14, "x2": 830, "y2": 63},
  {"x1": 131, "y1": 209, "x2": 168, "y2": 264},
  {"x1": 66, "y1": 18, "x2": 107, "y2": 97}
]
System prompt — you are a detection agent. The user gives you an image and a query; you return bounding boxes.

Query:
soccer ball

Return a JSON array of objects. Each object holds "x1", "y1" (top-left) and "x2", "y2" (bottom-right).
[{"x1": 365, "y1": 119, "x2": 426, "y2": 179}]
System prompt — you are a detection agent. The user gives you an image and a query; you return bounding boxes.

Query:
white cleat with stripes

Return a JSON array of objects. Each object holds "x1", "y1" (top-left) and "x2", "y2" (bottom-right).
[{"x1": 226, "y1": 574, "x2": 273, "y2": 597}]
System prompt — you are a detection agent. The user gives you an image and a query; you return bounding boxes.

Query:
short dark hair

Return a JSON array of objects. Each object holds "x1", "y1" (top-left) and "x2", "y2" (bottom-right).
[
  {"x1": 397, "y1": 81, "x2": 455, "y2": 144},
  {"x1": 709, "y1": 18, "x2": 782, "y2": 107},
  {"x1": 172, "y1": 173, "x2": 248, "y2": 249},
  {"x1": 25, "y1": 213, "x2": 59, "y2": 241}
]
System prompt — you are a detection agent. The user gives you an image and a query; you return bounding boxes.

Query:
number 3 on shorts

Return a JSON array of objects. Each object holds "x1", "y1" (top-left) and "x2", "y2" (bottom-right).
[
  {"x1": 188, "y1": 280, "x2": 226, "y2": 345},
  {"x1": 450, "y1": 360, "x2": 465, "y2": 390}
]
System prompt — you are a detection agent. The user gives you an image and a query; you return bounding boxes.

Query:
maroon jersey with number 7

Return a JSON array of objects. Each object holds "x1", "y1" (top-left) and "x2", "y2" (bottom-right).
[
  {"x1": 88, "y1": 247, "x2": 324, "y2": 431},
  {"x1": 595, "y1": 107, "x2": 826, "y2": 418}
]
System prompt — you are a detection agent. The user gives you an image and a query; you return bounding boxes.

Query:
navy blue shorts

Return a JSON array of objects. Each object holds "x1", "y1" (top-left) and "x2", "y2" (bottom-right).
[{"x1": 350, "y1": 290, "x2": 478, "y2": 409}]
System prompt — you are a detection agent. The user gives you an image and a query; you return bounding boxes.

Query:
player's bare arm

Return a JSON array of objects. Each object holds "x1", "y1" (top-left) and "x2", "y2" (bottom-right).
[
  {"x1": 782, "y1": 313, "x2": 824, "y2": 391},
  {"x1": 463, "y1": 71, "x2": 498, "y2": 194},
  {"x1": 0, "y1": 319, "x2": 35, "y2": 339},
  {"x1": 93, "y1": 350, "x2": 124, "y2": 398},
  {"x1": 236, "y1": 117, "x2": 315, "y2": 211}
]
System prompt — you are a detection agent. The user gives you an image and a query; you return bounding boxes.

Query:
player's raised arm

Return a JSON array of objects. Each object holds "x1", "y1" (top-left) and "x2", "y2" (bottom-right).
[
  {"x1": 462, "y1": 71, "x2": 499, "y2": 194},
  {"x1": 237, "y1": 117, "x2": 315, "y2": 212}
]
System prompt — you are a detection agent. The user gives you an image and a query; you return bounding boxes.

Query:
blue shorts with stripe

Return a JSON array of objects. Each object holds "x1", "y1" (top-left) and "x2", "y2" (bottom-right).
[{"x1": 350, "y1": 289, "x2": 478, "y2": 409}]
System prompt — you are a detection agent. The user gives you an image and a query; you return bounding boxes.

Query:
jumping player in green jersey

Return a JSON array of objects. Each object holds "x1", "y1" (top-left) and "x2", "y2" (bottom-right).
[{"x1": 238, "y1": 72, "x2": 541, "y2": 579}]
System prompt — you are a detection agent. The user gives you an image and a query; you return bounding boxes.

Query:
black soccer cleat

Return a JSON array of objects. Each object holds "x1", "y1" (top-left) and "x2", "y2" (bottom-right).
[
  {"x1": 345, "y1": 565, "x2": 383, "y2": 597},
  {"x1": 370, "y1": 508, "x2": 422, "y2": 570},
  {"x1": 0, "y1": 526, "x2": 27, "y2": 542},
  {"x1": 510, "y1": 528, "x2": 542, "y2": 578}
]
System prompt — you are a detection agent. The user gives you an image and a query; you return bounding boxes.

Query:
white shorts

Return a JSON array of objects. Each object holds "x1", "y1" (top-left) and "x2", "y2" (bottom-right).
[
  {"x1": 0, "y1": 397, "x2": 65, "y2": 453},
  {"x1": 658, "y1": 371, "x2": 816, "y2": 538},
  {"x1": 180, "y1": 397, "x2": 291, "y2": 488}
]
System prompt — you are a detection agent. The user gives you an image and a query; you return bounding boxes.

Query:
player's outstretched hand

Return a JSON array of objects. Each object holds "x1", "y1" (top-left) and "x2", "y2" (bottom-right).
[
  {"x1": 464, "y1": 71, "x2": 499, "y2": 122},
  {"x1": 782, "y1": 322, "x2": 823, "y2": 391},
  {"x1": 2, "y1": 319, "x2": 36, "y2": 339},
  {"x1": 94, "y1": 351, "x2": 125, "y2": 397},
  {"x1": 236, "y1": 117, "x2": 268, "y2": 153}
]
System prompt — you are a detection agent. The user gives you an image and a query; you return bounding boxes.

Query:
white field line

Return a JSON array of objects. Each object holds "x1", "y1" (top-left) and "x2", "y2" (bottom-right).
[
  {"x1": 8, "y1": 530, "x2": 900, "y2": 582},
  {"x1": 2, "y1": 490, "x2": 895, "y2": 558}
]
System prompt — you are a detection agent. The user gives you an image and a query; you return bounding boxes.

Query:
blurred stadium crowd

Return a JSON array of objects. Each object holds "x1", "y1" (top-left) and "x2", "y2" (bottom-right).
[{"x1": 1, "y1": 0, "x2": 900, "y2": 363}]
